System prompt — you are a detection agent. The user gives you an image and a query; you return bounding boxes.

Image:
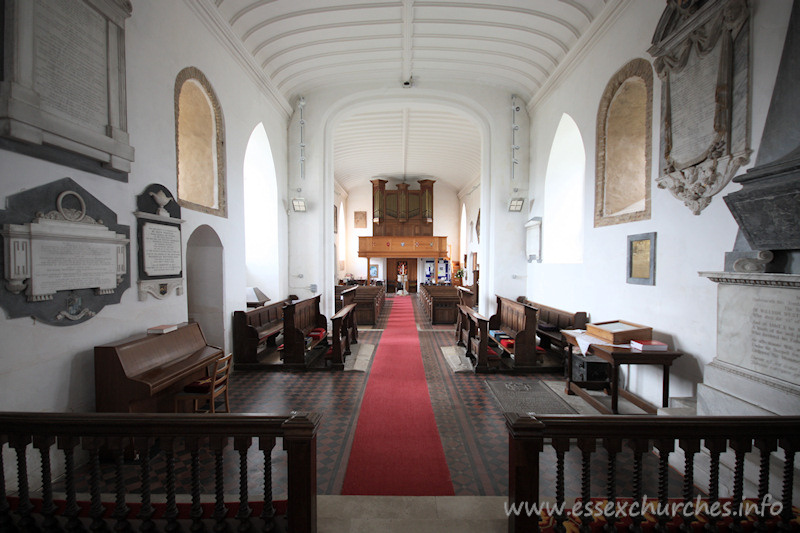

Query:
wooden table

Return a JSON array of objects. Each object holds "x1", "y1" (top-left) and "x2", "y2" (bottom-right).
[{"x1": 562, "y1": 330, "x2": 683, "y2": 414}]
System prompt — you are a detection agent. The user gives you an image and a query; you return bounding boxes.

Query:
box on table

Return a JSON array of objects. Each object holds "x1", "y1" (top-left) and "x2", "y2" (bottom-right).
[{"x1": 585, "y1": 320, "x2": 652, "y2": 344}]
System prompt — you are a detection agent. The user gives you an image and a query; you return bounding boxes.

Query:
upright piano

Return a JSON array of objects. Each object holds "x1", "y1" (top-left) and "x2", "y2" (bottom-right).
[{"x1": 95, "y1": 322, "x2": 223, "y2": 413}]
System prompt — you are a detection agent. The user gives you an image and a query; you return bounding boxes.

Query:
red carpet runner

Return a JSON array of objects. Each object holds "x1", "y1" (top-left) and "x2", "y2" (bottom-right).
[{"x1": 341, "y1": 296, "x2": 454, "y2": 495}]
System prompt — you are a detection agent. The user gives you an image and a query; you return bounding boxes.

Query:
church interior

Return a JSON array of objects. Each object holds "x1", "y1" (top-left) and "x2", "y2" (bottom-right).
[{"x1": 1, "y1": 0, "x2": 799, "y2": 531}]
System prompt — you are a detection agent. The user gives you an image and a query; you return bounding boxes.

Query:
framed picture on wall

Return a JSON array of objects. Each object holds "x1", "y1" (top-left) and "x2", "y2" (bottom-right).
[
  {"x1": 627, "y1": 232, "x2": 656, "y2": 285},
  {"x1": 369, "y1": 264, "x2": 379, "y2": 279},
  {"x1": 354, "y1": 211, "x2": 367, "y2": 228}
]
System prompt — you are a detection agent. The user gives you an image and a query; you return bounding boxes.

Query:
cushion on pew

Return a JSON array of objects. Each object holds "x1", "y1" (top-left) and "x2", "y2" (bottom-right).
[
  {"x1": 500, "y1": 339, "x2": 515, "y2": 348},
  {"x1": 538, "y1": 322, "x2": 559, "y2": 332}
]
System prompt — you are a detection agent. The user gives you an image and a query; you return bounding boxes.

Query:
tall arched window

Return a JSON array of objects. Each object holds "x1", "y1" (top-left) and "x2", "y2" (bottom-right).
[
  {"x1": 543, "y1": 113, "x2": 585, "y2": 264},
  {"x1": 459, "y1": 204, "x2": 467, "y2": 264},
  {"x1": 175, "y1": 67, "x2": 227, "y2": 217},
  {"x1": 594, "y1": 58, "x2": 653, "y2": 227},
  {"x1": 244, "y1": 123, "x2": 279, "y2": 297}
]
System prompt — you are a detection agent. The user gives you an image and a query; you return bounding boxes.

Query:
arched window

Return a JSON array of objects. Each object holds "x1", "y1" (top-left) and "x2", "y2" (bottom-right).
[
  {"x1": 244, "y1": 123, "x2": 279, "y2": 298},
  {"x1": 459, "y1": 204, "x2": 467, "y2": 264},
  {"x1": 594, "y1": 58, "x2": 653, "y2": 227},
  {"x1": 175, "y1": 67, "x2": 227, "y2": 217},
  {"x1": 543, "y1": 113, "x2": 585, "y2": 264}
]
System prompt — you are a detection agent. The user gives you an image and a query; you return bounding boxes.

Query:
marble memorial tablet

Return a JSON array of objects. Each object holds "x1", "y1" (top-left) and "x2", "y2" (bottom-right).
[{"x1": 142, "y1": 223, "x2": 182, "y2": 277}]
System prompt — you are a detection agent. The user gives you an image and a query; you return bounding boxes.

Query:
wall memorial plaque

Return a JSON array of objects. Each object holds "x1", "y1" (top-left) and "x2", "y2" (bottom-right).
[
  {"x1": 648, "y1": 0, "x2": 751, "y2": 215},
  {"x1": 135, "y1": 184, "x2": 184, "y2": 300},
  {"x1": 0, "y1": 0, "x2": 134, "y2": 180},
  {"x1": 0, "y1": 178, "x2": 130, "y2": 325}
]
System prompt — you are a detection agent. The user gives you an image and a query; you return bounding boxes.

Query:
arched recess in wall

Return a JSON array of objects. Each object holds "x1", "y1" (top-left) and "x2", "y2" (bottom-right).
[
  {"x1": 543, "y1": 113, "x2": 585, "y2": 264},
  {"x1": 175, "y1": 67, "x2": 227, "y2": 218},
  {"x1": 244, "y1": 123, "x2": 280, "y2": 298},
  {"x1": 186, "y1": 225, "x2": 224, "y2": 349},
  {"x1": 594, "y1": 58, "x2": 653, "y2": 227}
]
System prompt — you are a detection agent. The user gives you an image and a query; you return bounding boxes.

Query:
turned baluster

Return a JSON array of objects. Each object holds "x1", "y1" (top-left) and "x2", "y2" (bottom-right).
[
  {"x1": 10, "y1": 435, "x2": 38, "y2": 533},
  {"x1": 82, "y1": 437, "x2": 109, "y2": 533},
  {"x1": 259, "y1": 437, "x2": 277, "y2": 533},
  {"x1": 653, "y1": 439, "x2": 674, "y2": 533},
  {"x1": 778, "y1": 438, "x2": 798, "y2": 532},
  {"x1": 234, "y1": 437, "x2": 253, "y2": 533},
  {"x1": 729, "y1": 438, "x2": 752, "y2": 533},
  {"x1": 33, "y1": 436, "x2": 58, "y2": 533},
  {"x1": 577, "y1": 438, "x2": 596, "y2": 533},
  {"x1": 161, "y1": 437, "x2": 179, "y2": 533},
  {"x1": 103, "y1": 437, "x2": 131, "y2": 533},
  {"x1": 627, "y1": 439, "x2": 649, "y2": 533},
  {"x1": 0, "y1": 436, "x2": 15, "y2": 533},
  {"x1": 602, "y1": 438, "x2": 621, "y2": 533},
  {"x1": 754, "y1": 439, "x2": 777, "y2": 533},
  {"x1": 551, "y1": 438, "x2": 569, "y2": 533},
  {"x1": 678, "y1": 439, "x2": 700, "y2": 533},
  {"x1": 210, "y1": 436, "x2": 229, "y2": 533},
  {"x1": 185, "y1": 437, "x2": 206, "y2": 533},
  {"x1": 58, "y1": 436, "x2": 85, "y2": 533},
  {"x1": 703, "y1": 438, "x2": 726, "y2": 532},
  {"x1": 135, "y1": 437, "x2": 156, "y2": 533}
]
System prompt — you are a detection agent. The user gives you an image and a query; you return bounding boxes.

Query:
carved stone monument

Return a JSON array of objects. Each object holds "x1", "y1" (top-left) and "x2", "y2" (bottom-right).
[
  {"x1": 0, "y1": 0, "x2": 135, "y2": 179},
  {"x1": 135, "y1": 185, "x2": 184, "y2": 300},
  {"x1": 0, "y1": 178, "x2": 130, "y2": 325},
  {"x1": 697, "y1": 0, "x2": 800, "y2": 416},
  {"x1": 649, "y1": 0, "x2": 751, "y2": 215}
]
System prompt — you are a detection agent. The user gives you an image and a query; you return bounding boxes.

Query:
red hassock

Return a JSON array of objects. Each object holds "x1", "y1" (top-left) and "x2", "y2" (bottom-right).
[{"x1": 341, "y1": 296, "x2": 454, "y2": 495}]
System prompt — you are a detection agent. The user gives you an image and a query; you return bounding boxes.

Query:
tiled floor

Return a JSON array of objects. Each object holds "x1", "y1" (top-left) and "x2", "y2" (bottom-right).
[{"x1": 56, "y1": 294, "x2": 688, "y2": 503}]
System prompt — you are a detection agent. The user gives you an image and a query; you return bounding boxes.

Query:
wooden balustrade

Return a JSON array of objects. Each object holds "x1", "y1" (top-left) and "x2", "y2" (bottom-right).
[
  {"x1": 506, "y1": 413, "x2": 800, "y2": 533},
  {"x1": 0, "y1": 411, "x2": 320, "y2": 532}
]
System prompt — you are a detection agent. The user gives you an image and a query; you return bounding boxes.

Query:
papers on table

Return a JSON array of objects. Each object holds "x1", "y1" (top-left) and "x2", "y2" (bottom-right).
[{"x1": 562, "y1": 329, "x2": 631, "y2": 355}]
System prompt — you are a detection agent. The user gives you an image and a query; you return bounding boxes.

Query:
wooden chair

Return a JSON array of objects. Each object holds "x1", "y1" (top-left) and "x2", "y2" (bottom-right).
[{"x1": 174, "y1": 353, "x2": 232, "y2": 413}]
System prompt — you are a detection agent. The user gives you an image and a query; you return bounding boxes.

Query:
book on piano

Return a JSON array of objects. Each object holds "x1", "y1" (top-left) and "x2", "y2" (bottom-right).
[
  {"x1": 147, "y1": 324, "x2": 178, "y2": 334},
  {"x1": 630, "y1": 339, "x2": 668, "y2": 351}
]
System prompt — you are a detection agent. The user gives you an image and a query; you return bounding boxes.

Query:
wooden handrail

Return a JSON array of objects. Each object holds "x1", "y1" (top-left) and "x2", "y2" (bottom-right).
[
  {"x1": 1, "y1": 411, "x2": 321, "y2": 533},
  {"x1": 506, "y1": 413, "x2": 800, "y2": 533}
]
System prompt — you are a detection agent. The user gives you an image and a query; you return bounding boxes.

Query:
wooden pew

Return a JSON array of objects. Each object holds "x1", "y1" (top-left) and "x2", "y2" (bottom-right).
[
  {"x1": 487, "y1": 295, "x2": 540, "y2": 371},
  {"x1": 516, "y1": 296, "x2": 589, "y2": 356},
  {"x1": 282, "y1": 295, "x2": 328, "y2": 369},
  {"x1": 457, "y1": 286, "x2": 476, "y2": 308},
  {"x1": 354, "y1": 285, "x2": 385, "y2": 325},
  {"x1": 95, "y1": 322, "x2": 222, "y2": 413},
  {"x1": 418, "y1": 284, "x2": 460, "y2": 324},
  {"x1": 232, "y1": 296, "x2": 297, "y2": 366},
  {"x1": 324, "y1": 303, "x2": 358, "y2": 370}
]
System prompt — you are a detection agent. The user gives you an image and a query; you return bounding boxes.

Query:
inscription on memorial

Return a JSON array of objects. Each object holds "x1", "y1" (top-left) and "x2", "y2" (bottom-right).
[
  {"x1": 750, "y1": 295, "x2": 800, "y2": 382},
  {"x1": 34, "y1": 0, "x2": 108, "y2": 128},
  {"x1": 668, "y1": 45, "x2": 722, "y2": 165},
  {"x1": 31, "y1": 240, "x2": 118, "y2": 295},
  {"x1": 142, "y1": 223, "x2": 182, "y2": 277}
]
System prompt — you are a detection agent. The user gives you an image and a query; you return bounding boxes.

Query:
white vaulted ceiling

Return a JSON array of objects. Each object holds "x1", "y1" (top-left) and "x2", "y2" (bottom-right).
[{"x1": 209, "y1": 0, "x2": 613, "y2": 191}]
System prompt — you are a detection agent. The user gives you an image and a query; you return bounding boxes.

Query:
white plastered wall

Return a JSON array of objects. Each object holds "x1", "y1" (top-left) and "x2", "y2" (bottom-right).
[
  {"x1": 525, "y1": 0, "x2": 794, "y2": 406},
  {"x1": 0, "y1": 0, "x2": 291, "y2": 414}
]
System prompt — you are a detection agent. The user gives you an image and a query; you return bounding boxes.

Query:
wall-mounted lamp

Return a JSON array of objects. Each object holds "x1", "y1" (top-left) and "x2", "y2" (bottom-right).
[
  {"x1": 508, "y1": 198, "x2": 525, "y2": 212},
  {"x1": 291, "y1": 198, "x2": 307, "y2": 212}
]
